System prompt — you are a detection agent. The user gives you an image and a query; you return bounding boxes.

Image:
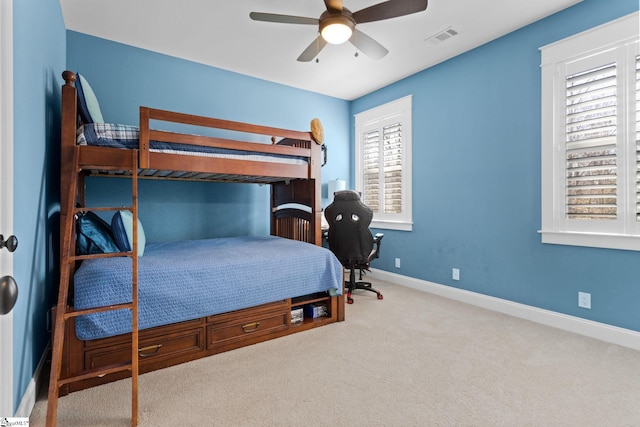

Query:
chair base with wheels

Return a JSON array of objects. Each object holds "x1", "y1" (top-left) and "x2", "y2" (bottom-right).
[{"x1": 345, "y1": 265, "x2": 383, "y2": 304}]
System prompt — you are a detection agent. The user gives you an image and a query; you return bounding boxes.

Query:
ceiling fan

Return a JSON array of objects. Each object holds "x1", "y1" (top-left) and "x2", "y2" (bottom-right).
[{"x1": 249, "y1": 0, "x2": 428, "y2": 62}]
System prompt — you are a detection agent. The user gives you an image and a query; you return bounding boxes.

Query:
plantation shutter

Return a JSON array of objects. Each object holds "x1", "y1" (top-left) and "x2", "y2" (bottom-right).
[
  {"x1": 383, "y1": 123, "x2": 403, "y2": 214},
  {"x1": 540, "y1": 12, "x2": 639, "y2": 249},
  {"x1": 565, "y1": 63, "x2": 617, "y2": 220},
  {"x1": 362, "y1": 129, "x2": 380, "y2": 213},
  {"x1": 355, "y1": 96, "x2": 412, "y2": 230},
  {"x1": 361, "y1": 122, "x2": 403, "y2": 215}
]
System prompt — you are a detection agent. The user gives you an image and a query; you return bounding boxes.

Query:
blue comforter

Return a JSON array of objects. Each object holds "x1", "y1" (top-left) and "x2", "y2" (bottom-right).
[{"x1": 74, "y1": 236, "x2": 343, "y2": 340}]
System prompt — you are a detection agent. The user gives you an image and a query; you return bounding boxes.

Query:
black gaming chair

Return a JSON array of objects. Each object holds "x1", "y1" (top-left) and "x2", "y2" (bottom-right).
[{"x1": 325, "y1": 190, "x2": 384, "y2": 304}]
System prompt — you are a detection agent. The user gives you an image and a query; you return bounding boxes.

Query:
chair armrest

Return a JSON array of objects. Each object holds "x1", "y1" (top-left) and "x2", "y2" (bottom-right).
[{"x1": 371, "y1": 233, "x2": 384, "y2": 260}]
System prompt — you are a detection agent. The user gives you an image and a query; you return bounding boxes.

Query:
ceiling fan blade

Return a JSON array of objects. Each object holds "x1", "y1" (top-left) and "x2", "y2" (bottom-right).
[
  {"x1": 324, "y1": 0, "x2": 343, "y2": 12},
  {"x1": 250, "y1": 12, "x2": 318, "y2": 25},
  {"x1": 297, "y1": 36, "x2": 328, "y2": 62},
  {"x1": 349, "y1": 29, "x2": 388, "y2": 60},
  {"x1": 353, "y1": 0, "x2": 428, "y2": 24}
]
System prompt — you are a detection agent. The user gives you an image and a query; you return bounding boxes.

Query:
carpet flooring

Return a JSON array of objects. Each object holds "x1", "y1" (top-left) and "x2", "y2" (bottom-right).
[{"x1": 29, "y1": 278, "x2": 640, "y2": 426}]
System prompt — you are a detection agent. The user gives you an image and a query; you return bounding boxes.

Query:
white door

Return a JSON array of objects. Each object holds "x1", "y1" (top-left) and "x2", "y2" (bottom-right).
[{"x1": 0, "y1": 0, "x2": 15, "y2": 416}]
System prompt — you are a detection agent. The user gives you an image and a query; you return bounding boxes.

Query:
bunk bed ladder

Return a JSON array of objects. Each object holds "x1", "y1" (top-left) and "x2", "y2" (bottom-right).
[{"x1": 46, "y1": 148, "x2": 140, "y2": 427}]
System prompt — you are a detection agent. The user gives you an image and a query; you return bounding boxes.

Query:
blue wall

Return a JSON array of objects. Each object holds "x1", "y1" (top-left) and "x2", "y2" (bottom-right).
[
  {"x1": 12, "y1": 0, "x2": 66, "y2": 413},
  {"x1": 9, "y1": 0, "x2": 639, "y2": 414},
  {"x1": 66, "y1": 32, "x2": 351, "y2": 242},
  {"x1": 352, "y1": 0, "x2": 640, "y2": 331}
]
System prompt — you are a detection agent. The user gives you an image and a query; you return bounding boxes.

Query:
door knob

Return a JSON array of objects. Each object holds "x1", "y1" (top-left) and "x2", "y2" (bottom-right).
[
  {"x1": 0, "y1": 275, "x2": 18, "y2": 315},
  {"x1": 0, "y1": 234, "x2": 18, "y2": 252}
]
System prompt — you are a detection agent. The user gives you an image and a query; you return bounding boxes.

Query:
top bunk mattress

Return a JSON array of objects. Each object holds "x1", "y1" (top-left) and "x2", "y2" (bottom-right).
[
  {"x1": 74, "y1": 235, "x2": 343, "y2": 341},
  {"x1": 77, "y1": 123, "x2": 309, "y2": 166}
]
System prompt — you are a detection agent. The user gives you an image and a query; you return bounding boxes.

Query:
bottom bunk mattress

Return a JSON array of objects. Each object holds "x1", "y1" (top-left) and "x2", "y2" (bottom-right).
[{"x1": 73, "y1": 235, "x2": 343, "y2": 340}]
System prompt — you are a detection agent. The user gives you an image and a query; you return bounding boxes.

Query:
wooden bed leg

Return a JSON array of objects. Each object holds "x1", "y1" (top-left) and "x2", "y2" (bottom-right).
[
  {"x1": 131, "y1": 150, "x2": 139, "y2": 427},
  {"x1": 46, "y1": 147, "x2": 79, "y2": 427}
]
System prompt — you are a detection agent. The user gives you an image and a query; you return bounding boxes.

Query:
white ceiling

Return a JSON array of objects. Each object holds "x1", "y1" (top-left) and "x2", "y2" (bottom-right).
[{"x1": 59, "y1": 0, "x2": 582, "y2": 100}]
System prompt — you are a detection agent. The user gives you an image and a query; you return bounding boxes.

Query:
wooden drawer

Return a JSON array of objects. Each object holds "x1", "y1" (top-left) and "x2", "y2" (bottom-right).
[
  {"x1": 85, "y1": 327, "x2": 204, "y2": 370},
  {"x1": 82, "y1": 318, "x2": 204, "y2": 349},
  {"x1": 207, "y1": 308, "x2": 288, "y2": 350},
  {"x1": 206, "y1": 299, "x2": 288, "y2": 323}
]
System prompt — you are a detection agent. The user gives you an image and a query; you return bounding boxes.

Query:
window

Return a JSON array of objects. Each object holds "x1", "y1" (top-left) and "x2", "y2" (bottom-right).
[
  {"x1": 540, "y1": 12, "x2": 639, "y2": 251},
  {"x1": 355, "y1": 96, "x2": 412, "y2": 231}
]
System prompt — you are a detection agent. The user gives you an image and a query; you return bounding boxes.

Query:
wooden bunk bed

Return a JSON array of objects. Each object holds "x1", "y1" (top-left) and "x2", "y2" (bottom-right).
[{"x1": 47, "y1": 71, "x2": 345, "y2": 426}]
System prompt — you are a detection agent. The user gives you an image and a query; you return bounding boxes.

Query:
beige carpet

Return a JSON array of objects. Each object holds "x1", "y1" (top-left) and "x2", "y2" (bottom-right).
[{"x1": 30, "y1": 278, "x2": 640, "y2": 426}]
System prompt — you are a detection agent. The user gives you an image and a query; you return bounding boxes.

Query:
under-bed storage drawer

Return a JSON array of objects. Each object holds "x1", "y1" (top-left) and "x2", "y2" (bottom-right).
[
  {"x1": 207, "y1": 301, "x2": 288, "y2": 351},
  {"x1": 85, "y1": 327, "x2": 204, "y2": 370}
]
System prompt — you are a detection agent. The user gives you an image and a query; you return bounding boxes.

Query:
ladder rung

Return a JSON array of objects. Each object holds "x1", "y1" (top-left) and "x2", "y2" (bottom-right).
[
  {"x1": 63, "y1": 302, "x2": 134, "y2": 319},
  {"x1": 69, "y1": 251, "x2": 133, "y2": 262},
  {"x1": 73, "y1": 206, "x2": 133, "y2": 213},
  {"x1": 83, "y1": 164, "x2": 136, "y2": 172},
  {"x1": 57, "y1": 361, "x2": 133, "y2": 387}
]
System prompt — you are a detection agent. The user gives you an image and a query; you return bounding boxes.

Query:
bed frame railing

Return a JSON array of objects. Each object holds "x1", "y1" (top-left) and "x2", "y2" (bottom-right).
[{"x1": 138, "y1": 107, "x2": 314, "y2": 169}]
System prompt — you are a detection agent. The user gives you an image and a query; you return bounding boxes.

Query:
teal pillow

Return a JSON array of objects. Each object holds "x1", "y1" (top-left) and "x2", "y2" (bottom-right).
[
  {"x1": 76, "y1": 72, "x2": 105, "y2": 124},
  {"x1": 76, "y1": 211, "x2": 119, "y2": 255},
  {"x1": 111, "y1": 210, "x2": 146, "y2": 256}
]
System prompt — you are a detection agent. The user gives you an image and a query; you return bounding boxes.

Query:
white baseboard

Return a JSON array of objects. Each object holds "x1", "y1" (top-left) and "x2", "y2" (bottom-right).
[
  {"x1": 370, "y1": 269, "x2": 640, "y2": 351},
  {"x1": 16, "y1": 344, "x2": 49, "y2": 418}
]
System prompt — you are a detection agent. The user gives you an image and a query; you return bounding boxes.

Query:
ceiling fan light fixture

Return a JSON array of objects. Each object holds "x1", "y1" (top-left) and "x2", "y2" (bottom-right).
[
  {"x1": 251, "y1": 0, "x2": 429, "y2": 61},
  {"x1": 320, "y1": 16, "x2": 354, "y2": 44}
]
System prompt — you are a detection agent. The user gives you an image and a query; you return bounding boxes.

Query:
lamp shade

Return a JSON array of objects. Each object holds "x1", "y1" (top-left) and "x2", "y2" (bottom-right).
[
  {"x1": 321, "y1": 22, "x2": 353, "y2": 44},
  {"x1": 319, "y1": 14, "x2": 355, "y2": 45},
  {"x1": 328, "y1": 179, "x2": 346, "y2": 198}
]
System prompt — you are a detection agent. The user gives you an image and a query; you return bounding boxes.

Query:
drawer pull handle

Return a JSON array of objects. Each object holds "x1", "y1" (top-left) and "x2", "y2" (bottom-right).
[
  {"x1": 241, "y1": 322, "x2": 260, "y2": 333},
  {"x1": 138, "y1": 344, "x2": 162, "y2": 357}
]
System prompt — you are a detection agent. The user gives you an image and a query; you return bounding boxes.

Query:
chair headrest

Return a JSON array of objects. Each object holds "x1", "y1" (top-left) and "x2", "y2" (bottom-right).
[{"x1": 333, "y1": 190, "x2": 361, "y2": 202}]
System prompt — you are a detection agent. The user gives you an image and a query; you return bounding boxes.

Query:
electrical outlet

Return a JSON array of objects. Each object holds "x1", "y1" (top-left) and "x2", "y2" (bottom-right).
[
  {"x1": 395, "y1": 258, "x2": 401, "y2": 268},
  {"x1": 452, "y1": 268, "x2": 460, "y2": 281},
  {"x1": 578, "y1": 292, "x2": 591, "y2": 309}
]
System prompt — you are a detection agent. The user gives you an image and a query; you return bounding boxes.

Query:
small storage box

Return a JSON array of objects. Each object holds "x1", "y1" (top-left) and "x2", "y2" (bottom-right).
[
  {"x1": 291, "y1": 307, "x2": 304, "y2": 324},
  {"x1": 304, "y1": 303, "x2": 328, "y2": 319}
]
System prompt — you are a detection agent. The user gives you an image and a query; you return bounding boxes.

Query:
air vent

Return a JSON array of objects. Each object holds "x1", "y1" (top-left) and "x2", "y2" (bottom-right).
[{"x1": 425, "y1": 27, "x2": 459, "y2": 44}]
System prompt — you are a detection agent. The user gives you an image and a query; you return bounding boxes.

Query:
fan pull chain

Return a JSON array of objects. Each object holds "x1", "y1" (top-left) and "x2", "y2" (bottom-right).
[{"x1": 353, "y1": 30, "x2": 359, "y2": 58}]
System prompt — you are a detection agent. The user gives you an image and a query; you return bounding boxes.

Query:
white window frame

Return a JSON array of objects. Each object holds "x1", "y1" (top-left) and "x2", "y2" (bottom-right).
[
  {"x1": 540, "y1": 12, "x2": 640, "y2": 251},
  {"x1": 355, "y1": 95, "x2": 413, "y2": 231}
]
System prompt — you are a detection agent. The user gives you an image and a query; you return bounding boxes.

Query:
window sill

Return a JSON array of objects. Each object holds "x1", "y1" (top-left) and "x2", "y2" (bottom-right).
[
  {"x1": 539, "y1": 230, "x2": 640, "y2": 251},
  {"x1": 371, "y1": 220, "x2": 412, "y2": 232}
]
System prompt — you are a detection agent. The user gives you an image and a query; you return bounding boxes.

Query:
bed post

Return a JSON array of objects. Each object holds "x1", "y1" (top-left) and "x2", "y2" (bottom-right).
[
  {"x1": 139, "y1": 107, "x2": 150, "y2": 169},
  {"x1": 60, "y1": 71, "x2": 77, "y2": 254},
  {"x1": 309, "y1": 141, "x2": 322, "y2": 245},
  {"x1": 48, "y1": 71, "x2": 81, "y2": 422}
]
